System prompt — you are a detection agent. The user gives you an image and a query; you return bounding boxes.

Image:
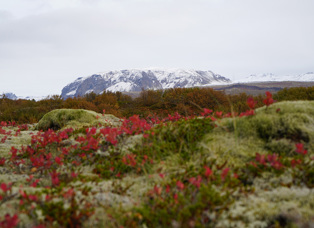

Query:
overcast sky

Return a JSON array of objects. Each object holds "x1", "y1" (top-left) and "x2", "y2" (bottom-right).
[{"x1": 0, "y1": 0, "x2": 313, "y2": 97}]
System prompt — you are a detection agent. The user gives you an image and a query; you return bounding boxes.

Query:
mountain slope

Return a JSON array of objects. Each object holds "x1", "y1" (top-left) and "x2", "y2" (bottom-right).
[{"x1": 61, "y1": 69, "x2": 231, "y2": 99}]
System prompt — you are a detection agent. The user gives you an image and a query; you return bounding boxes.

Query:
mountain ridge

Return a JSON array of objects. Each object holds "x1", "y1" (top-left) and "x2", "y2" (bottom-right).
[
  {"x1": 61, "y1": 69, "x2": 231, "y2": 99},
  {"x1": 3, "y1": 71, "x2": 314, "y2": 100}
]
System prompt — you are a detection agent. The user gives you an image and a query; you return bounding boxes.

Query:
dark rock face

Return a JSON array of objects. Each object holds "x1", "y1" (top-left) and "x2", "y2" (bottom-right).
[
  {"x1": 130, "y1": 71, "x2": 163, "y2": 91},
  {"x1": 75, "y1": 75, "x2": 108, "y2": 96},
  {"x1": 61, "y1": 69, "x2": 231, "y2": 99}
]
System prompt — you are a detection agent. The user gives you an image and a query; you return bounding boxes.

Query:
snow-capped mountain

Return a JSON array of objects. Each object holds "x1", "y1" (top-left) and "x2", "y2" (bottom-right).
[
  {"x1": 1, "y1": 92, "x2": 18, "y2": 100},
  {"x1": 18, "y1": 95, "x2": 47, "y2": 101},
  {"x1": 236, "y1": 72, "x2": 314, "y2": 83},
  {"x1": 61, "y1": 69, "x2": 231, "y2": 99},
  {"x1": 1, "y1": 92, "x2": 47, "y2": 101}
]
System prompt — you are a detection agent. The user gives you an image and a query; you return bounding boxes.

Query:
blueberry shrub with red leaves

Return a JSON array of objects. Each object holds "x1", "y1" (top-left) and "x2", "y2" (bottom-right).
[
  {"x1": 263, "y1": 91, "x2": 275, "y2": 107},
  {"x1": 0, "y1": 214, "x2": 19, "y2": 228}
]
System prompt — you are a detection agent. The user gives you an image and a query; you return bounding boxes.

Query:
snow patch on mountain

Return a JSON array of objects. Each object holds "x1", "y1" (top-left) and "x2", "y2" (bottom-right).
[
  {"x1": 236, "y1": 72, "x2": 314, "y2": 83},
  {"x1": 295, "y1": 72, "x2": 314, "y2": 81},
  {"x1": 66, "y1": 90, "x2": 76, "y2": 96},
  {"x1": 18, "y1": 96, "x2": 47, "y2": 101},
  {"x1": 106, "y1": 82, "x2": 134, "y2": 92}
]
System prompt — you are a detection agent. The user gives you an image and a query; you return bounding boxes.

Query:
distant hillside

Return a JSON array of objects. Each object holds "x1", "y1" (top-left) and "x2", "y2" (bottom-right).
[
  {"x1": 116, "y1": 81, "x2": 314, "y2": 98},
  {"x1": 210, "y1": 81, "x2": 314, "y2": 96}
]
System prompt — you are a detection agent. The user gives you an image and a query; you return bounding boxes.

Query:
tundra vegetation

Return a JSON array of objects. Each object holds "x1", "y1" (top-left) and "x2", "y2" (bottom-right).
[
  {"x1": 0, "y1": 89, "x2": 313, "y2": 227},
  {"x1": 2, "y1": 86, "x2": 314, "y2": 123}
]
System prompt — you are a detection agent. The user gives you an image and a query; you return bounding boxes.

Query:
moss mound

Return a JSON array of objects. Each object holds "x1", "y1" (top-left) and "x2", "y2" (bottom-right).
[
  {"x1": 234, "y1": 101, "x2": 314, "y2": 142},
  {"x1": 36, "y1": 109, "x2": 121, "y2": 130},
  {"x1": 202, "y1": 101, "x2": 314, "y2": 167},
  {"x1": 231, "y1": 101, "x2": 314, "y2": 153}
]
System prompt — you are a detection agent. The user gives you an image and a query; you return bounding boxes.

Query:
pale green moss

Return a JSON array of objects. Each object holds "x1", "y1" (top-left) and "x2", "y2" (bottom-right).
[
  {"x1": 201, "y1": 101, "x2": 314, "y2": 168},
  {"x1": 0, "y1": 129, "x2": 37, "y2": 157},
  {"x1": 232, "y1": 101, "x2": 314, "y2": 147},
  {"x1": 218, "y1": 186, "x2": 314, "y2": 227},
  {"x1": 265, "y1": 138, "x2": 295, "y2": 155},
  {"x1": 117, "y1": 134, "x2": 144, "y2": 155},
  {"x1": 202, "y1": 132, "x2": 268, "y2": 167},
  {"x1": 35, "y1": 109, "x2": 121, "y2": 131}
]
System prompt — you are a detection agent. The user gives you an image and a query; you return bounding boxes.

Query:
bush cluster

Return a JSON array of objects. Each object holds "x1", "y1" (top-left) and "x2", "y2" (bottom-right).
[{"x1": 2, "y1": 86, "x2": 314, "y2": 123}]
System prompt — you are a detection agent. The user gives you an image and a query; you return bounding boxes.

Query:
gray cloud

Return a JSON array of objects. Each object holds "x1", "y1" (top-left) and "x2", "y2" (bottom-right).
[{"x1": 0, "y1": 0, "x2": 313, "y2": 96}]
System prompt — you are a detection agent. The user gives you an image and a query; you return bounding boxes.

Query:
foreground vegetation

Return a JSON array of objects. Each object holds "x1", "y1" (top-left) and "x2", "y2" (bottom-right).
[{"x1": 0, "y1": 91, "x2": 313, "y2": 227}]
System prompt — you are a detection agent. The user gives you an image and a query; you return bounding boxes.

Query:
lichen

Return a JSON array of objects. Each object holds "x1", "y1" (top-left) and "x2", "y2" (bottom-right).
[
  {"x1": 218, "y1": 186, "x2": 314, "y2": 227},
  {"x1": 0, "y1": 129, "x2": 36, "y2": 157}
]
